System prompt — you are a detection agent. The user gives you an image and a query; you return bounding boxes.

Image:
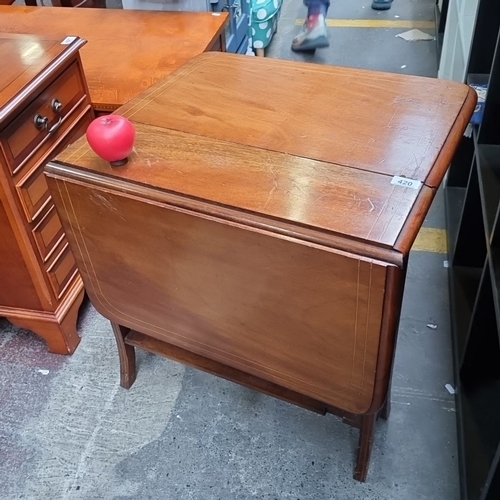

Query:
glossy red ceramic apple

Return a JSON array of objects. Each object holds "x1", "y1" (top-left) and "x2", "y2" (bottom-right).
[{"x1": 86, "y1": 114, "x2": 135, "y2": 166}]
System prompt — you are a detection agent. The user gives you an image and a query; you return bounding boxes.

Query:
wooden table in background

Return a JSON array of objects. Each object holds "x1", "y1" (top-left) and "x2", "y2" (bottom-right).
[
  {"x1": 0, "y1": 6, "x2": 228, "y2": 113},
  {"x1": 45, "y1": 53, "x2": 475, "y2": 481}
]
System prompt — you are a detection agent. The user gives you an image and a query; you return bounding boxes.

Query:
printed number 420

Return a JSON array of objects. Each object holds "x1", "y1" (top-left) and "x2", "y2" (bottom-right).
[
  {"x1": 397, "y1": 178, "x2": 415, "y2": 187},
  {"x1": 391, "y1": 176, "x2": 421, "y2": 189}
]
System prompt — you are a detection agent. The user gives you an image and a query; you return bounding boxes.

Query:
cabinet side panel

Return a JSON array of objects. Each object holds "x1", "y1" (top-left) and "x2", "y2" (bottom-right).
[
  {"x1": 50, "y1": 178, "x2": 388, "y2": 414},
  {"x1": 0, "y1": 198, "x2": 42, "y2": 310}
]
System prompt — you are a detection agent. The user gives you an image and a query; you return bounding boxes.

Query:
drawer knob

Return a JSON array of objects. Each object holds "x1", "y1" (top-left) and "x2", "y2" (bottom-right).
[
  {"x1": 51, "y1": 98, "x2": 63, "y2": 113},
  {"x1": 33, "y1": 114, "x2": 48, "y2": 130}
]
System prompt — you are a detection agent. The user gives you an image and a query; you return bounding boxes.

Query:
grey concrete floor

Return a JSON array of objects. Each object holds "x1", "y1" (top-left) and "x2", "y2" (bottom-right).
[
  {"x1": 269, "y1": 0, "x2": 438, "y2": 76},
  {"x1": 0, "y1": 1, "x2": 459, "y2": 499}
]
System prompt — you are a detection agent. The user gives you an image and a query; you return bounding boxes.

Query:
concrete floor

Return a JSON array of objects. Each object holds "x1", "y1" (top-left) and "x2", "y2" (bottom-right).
[
  {"x1": 269, "y1": 0, "x2": 438, "y2": 77},
  {"x1": 0, "y1": 1, "x2": 459, "y2": 499}
]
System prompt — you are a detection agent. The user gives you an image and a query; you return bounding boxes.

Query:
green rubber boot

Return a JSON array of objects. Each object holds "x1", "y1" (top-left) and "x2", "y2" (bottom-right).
[{"x1": 372, "y1": 0, "x2": 393, "y2": 10}]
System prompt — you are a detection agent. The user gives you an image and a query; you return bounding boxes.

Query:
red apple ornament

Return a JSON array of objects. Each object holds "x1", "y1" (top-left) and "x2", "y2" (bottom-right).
[{"x1": 86, "y1": 114, "x2": 135, "y2": 166}]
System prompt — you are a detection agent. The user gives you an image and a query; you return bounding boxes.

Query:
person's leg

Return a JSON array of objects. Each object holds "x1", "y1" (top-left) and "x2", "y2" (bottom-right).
[
  {"x1": 291, "y1": 0, "x2": 330, "y2": 52},
  {"x1": 372, "y1": 0, "x2": 393, "y2": 10}
]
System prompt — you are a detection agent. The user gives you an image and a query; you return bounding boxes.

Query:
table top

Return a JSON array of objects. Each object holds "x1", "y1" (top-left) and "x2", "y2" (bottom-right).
[
  {"x1": 118, "y1": 53, "x2": 475, "y2": 187},
  {"x1": 0, "y1": 6, "x2": 228, "y2": 110},
  {"x1": 0, "y1": 33, "x2": 85, "y2": 124},
  {"x1": 54, "y1": 53, "x2": 475, "y2": 263}
]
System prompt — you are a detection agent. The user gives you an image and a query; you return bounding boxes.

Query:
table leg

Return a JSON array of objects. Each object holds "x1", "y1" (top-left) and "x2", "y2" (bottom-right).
[
  {"x1": 379, "y1": 389, "x2": 392, "y2": 420},
  {"x1": 353, "y1": 413, "x2": 376, "y2": 482},
  {"x1": 111, "y1": 322, "x2": 136, "y2": 389}
]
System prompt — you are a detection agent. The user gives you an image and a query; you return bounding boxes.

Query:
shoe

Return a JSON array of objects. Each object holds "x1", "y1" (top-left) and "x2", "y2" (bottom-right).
[
  {"x1": 291, "y1": 14, "x2": 330, "y2": 52},
  {"x1": 372, "y1": 0, "x2": 393, "y2": 10}
]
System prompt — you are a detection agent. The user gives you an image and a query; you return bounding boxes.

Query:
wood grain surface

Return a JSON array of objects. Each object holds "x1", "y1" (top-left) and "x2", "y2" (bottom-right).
[
  {"x1": 0, "y1": 6, "x2": 229, "y2": 110},
  {"x1": 58, "y1": 123, "x2": 426, "y2": 252},
  {"x1": 0, "y1": 35, "x2": 66, "y2": 107},
  {"x1": 118, "y1": 52, "x2": 476, "y2": 187},
  {"x1": 125, "y1": 329, "x2": 329, "y2": 414},
  {"x1": 47, "y1": 176, "x2": 389, "y2": 414},
  {"x1": 0, "y1": 33, "x2": 86, "y2": 124},
  {"x1": 0, "y1": 193, "x2": 41, "y2": 310}
]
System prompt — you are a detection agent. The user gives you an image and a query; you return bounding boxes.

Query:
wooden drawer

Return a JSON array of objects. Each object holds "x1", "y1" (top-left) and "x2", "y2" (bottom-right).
[
  {"x1": 1, "y1": 62, "x2": 87, "y2": 175},
  {"x1": 6, "y1": 99, "x2": 91, "y2": 182},
  {"x1": 16, "y1": 107, "x2": 93, "y2": 222},
  {"x1": 46, "y1": 241, "x2": 78, "y2": 299},
  {"x1": 17, "y1": 164, "x2": 51, "y2": 223},
  {"x1": 32, "y1": 206, "x2": 65, "y2": 263}
]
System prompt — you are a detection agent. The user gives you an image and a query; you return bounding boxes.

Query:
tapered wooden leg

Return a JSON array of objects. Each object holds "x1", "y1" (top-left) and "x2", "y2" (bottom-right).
[
  {"x1": 353, "y1": 414, "x2": 376, "y2": 482},
  {"x1": 111, "y1": 322, "x2": 136, "y2": 389},
  {"x1": 255, "y1": 48, "x2": 265, "y2": 57}
]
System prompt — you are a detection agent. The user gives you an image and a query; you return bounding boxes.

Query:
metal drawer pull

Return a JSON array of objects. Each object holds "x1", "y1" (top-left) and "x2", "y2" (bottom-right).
[
  {"x1": 33, "y1": 114, "x2": 48, "y2": 129},
  {"x1": 48, "y1": 116, "x2": 63, "y2": 135},
  {"x1": 33, "y1": 98, "x2": 63, "y2": 130},
  {"x1": 51, "y1": 98, "x2": 63, "y2": 113}
]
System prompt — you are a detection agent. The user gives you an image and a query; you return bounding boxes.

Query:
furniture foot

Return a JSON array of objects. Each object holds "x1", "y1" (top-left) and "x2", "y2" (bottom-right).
[
  {"x1": 353, "y1": 414, "x2": 376, "y2": 482},
  {"x1": 111, "y1": 322, "x2": 136, "y2": 389},
  {"x1": 255, "y1": 48, "x2": 265, "y2": 57},
  {"x1": 6, "y1": 288, "x2": 84, "y2": 354}
]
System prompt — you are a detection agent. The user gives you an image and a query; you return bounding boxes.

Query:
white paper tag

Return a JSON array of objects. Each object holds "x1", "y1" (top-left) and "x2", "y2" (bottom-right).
[
  {"x1": 61, "y1": 36, "x2": 77, "y2": 45},
  {"x1": 445, "y1": 384, "x2": 456, "y2": 395},
  {"x1": 391, "y1": 176, "x2": 421, "y2": 189}
]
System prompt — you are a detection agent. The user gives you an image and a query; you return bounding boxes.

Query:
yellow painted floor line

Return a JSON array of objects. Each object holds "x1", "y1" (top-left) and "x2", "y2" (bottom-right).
[
  {"x1": 413, "y1": 228, "x2": 447, "y2": 254},
  {"x1": 295, "y1": 19, "x2": 436, "y2": 29}
]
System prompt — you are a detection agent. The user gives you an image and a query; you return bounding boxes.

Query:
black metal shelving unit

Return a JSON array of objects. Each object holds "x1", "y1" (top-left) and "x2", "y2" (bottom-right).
[
  {"x1": 436, "y1": 0, "x2": 450, "y2": 59},
  {"x1": 446, "y1": 1, "x2": 500, "y2": 499}
]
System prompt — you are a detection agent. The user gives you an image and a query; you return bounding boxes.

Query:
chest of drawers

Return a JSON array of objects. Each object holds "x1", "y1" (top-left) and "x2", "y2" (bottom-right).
[{"x1": 0, "y1": 34, "x2": 94, "y2": 353}]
